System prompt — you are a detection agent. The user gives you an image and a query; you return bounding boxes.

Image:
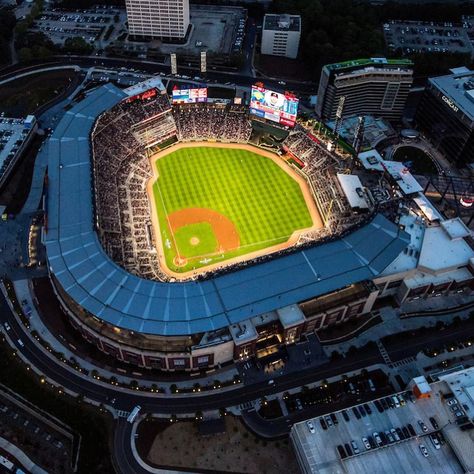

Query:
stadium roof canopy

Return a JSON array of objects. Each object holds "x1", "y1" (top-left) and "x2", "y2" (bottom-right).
[{"x1": 44, "y1": 84, "x2": 410, "y2": 336}]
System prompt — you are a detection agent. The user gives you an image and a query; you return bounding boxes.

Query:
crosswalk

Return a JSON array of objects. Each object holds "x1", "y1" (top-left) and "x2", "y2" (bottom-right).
[
  {"x1": 238, "y1": 401, "x2": 254, "y2": 411},
  {"x1": 376, "y1": 340, "x2": 392, "y2": 365},
  {"x1": 117, "y1": 410, "x2": 130, "y2": 418},
  {"x1": 390, "y1": 356, "x2": 416, "y2": 368}
]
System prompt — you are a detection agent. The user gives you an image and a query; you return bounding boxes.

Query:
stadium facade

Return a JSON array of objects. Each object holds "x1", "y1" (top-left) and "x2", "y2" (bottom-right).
[
  {"x1": 415, "y1": 66, "x2": 474, "y2": 166},
  {"x1": 42, "y1": 80, "x2": 474, "y2": 371},
  {"x1": 315, "y1": 58, "x2": 413, "y2": 123}
]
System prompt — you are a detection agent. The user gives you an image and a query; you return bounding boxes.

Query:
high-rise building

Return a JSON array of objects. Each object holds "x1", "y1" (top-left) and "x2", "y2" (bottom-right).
[
  {"x1": 125, "y1": 0, "x2": 190, "y2": 40},
  {"x1": 261, "y1": 14, "x2": 301, "y2": 59},
  {"x1": 315, "y1": 58, "x2": 413, "y2": 122},
  {"x1": 415, "y1": 67, "x2": 474, "y2": 166}
]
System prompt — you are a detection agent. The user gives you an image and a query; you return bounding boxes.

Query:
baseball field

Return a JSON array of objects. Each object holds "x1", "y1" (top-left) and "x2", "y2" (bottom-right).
[{"x1": 149, "y1": 143, "x2": 321, "y2": 275}]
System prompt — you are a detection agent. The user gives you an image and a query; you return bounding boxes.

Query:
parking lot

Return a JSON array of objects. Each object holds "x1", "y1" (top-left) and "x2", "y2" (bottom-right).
[
  {"x1": 291, "y1": 388, "x2": 465, "y2": 473},
  {"x1": 384, "y1": 20, "x2": 474, "y2": 56},
  {"x1": 159, "y1": 5, "x2": 246, "y2": 56},
  {"x1": 0, "y1": 390, "x2": 73, "y2": 473},
  {"x1": 31, "y1": 6, "x2": 126, "y2": 47}
]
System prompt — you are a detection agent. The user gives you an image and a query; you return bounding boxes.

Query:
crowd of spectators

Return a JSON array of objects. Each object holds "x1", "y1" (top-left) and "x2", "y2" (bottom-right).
[
  {"x1": 92, "y1": 90, "x2": 173, "y2": 280},
  {"x1": 173, "y1": 104, "x2": 252, "y2": 142},
  {"x1": 92, "y1": 96, "x2": 255, "y2": 280},
  {"x1": 283, "y1": 127, "x2": 360, "y2": 234}
]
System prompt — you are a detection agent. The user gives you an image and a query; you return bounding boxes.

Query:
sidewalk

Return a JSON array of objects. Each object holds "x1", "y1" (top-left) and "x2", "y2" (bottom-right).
[
  {"x1": 322, "y1": 300, "x2": 474, "y2": 356},
  {"x1": 12, "y1": 279, "x2": 239, "y2": 393}
]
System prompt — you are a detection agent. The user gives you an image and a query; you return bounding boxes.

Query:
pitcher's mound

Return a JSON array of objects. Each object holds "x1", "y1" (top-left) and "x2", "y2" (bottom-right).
[{"x1": 190, "y1": 237, "x2": 200, "y2": 246}]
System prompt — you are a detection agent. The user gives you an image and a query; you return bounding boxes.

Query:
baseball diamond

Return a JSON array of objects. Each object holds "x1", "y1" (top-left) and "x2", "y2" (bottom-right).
[{"x1": 148, "y1": 143, "x2": 322, "y2": 276}]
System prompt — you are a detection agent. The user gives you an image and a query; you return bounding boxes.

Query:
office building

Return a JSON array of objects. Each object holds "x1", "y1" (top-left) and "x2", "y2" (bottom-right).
[
  {"x1": 415, "y1": 67, "x2": 474, "y2": 166},
  {"x1": 261, "y1": 14, "x2": 301, "y2": 59},
  {"x1": 315, "y1": 58, "x2": 413, "y2": 122},
  {"x1": 125, "y1": 0, "x2": 190, "y2": 40}
]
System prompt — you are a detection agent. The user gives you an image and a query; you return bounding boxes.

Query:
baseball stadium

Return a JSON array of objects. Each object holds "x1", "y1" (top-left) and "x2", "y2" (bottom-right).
[{"x1": 43, "y1": 78, "x2": 410, "y2": 371}]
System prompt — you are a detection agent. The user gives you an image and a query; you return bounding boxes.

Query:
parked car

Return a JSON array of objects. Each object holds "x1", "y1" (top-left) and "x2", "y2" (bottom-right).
[
  {"x1": 418, "y1": 420, "x2": 428, "y2": 433},
  {"x1": 429, "y1": 417, "x2": 439, "y2": 430},
  {"x1": 373, "y1": 432, "x2": 383, "y2": 447},
  {"x1": 306, "y1": 420, "x2": 315, "y2": 434},
  {"x1": 419, "y1": 444, "x2": 429, "y2": 457},
  {"x1": 351, "y1": 440, "x2": 360, "y2": 455},
  {"x1": 430, "y1": 434, "x2": 441, "y2": 450}
]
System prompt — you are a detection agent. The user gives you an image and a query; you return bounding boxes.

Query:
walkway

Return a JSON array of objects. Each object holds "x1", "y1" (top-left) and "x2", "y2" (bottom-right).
[
  {"x1": 0, "y1": 437, "x2": 48, "y2": 474},
  {"x1": 322, "y1": 298, "x2": 474, "y2": 356}
]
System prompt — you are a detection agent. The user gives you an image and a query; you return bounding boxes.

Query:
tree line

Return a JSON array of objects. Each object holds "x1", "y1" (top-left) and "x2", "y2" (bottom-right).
[{"x1": 270, "y1": 0, "x2": 474, "y2": 80}]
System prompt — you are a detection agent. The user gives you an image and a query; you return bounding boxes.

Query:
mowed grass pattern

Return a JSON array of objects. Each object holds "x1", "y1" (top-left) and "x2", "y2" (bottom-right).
[{"x1": 153, "y1": 146, "x2": 313, "y2": 271}]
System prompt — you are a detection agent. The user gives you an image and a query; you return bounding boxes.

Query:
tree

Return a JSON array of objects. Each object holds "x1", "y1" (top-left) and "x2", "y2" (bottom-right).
[
  {"x1": 18, "y1": 47, "x2": 32, "y2": 62},
  {"x1": 63, "y1": 36, "x2": 93, "y2": 55}
]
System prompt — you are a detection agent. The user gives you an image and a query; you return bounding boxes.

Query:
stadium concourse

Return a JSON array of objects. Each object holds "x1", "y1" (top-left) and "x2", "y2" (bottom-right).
[{"x1": 42, "y1": 80, "x2": 410, "y2": 371}]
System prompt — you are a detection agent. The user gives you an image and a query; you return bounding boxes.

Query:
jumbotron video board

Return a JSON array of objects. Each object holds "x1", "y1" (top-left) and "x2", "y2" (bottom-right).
[
  {"x1": 250, "y1": 85, "x2": 299, "y2": 127},
  {"x1": 172, "y1": 88, "x2": 208, "y2": 104}
]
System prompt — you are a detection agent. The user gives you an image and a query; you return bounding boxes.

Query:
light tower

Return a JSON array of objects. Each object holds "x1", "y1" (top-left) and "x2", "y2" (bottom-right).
[
  {"x1": 351, "y1": 116, "x2": 365, "y2": 171},
  {"x1": 330, "y1": 96, "x2": 345, "y2": 152}
]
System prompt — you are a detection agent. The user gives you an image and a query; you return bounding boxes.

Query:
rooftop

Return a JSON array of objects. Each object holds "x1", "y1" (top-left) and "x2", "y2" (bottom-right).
[
  {"x1": 418, "y1": 221, "x2": 474, "y2": 273},
  {"x1": 381, "y1": 211, "x2": 423, "y2": 276},
  {"x1": 0, "y1": 115, "x2": 36, "y2": 179},
  {"x1": 357, "y1": 150, "x2": 423, "y2": 195},
  {"x1": 123, "y1": 76, "x2": 165, "y2": 97},
  {"x1": 439, "y1": 367, "x2": 474, "y2": 423},
  {"x1": 382, "y1": 161, "x2": 423, "y2": 195},
  {"x1": 263, "y1": 14, "x2": 301, "y2": 32},
  {"x1": 336, "y1": 174, "x2": 370, "y2": 210},
  {"x1": 440, "y1": 217, "x2": 471, "y2": 240},
  {"x1": 325, "y1": 57, "x2": 413, "y2": 73},
  {"x1": 430, "y1": 68, "x2": 474, "y2": 123},
  {"x1": 413, "y1": 194, "x2": 443, "y2": 222},
  {"x1": 276, "y1": 305, "x2": 306, "y2": 329},
  {"x1": 291, "y1": 381, "x2": 468, "y2": 474}
]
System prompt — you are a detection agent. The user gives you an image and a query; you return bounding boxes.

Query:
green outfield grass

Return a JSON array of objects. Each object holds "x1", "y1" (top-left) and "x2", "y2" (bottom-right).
[{"x1": 152, "y1": 146, "x2": 313, "y2": 272}]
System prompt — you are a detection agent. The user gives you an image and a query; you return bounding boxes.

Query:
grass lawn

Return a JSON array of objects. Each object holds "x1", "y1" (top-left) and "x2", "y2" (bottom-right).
[
  {"x1": 173, "y1": 222, "x2": 217, "y2": 258},
  {"x1": 152, "y1": 146, "x2": 313, "y2": 272},
  {"x1": 0, "y1": 70, "x2": 79, "y2": 117}
]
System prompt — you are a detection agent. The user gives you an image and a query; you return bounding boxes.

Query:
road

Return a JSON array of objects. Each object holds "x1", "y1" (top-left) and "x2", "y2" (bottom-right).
[
  {"x1": 0, "y1": 56, "x2": 317, "y2": 95},
  {"x1": 0, "y1": 290, "x2": 387, "y2": 414}
]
